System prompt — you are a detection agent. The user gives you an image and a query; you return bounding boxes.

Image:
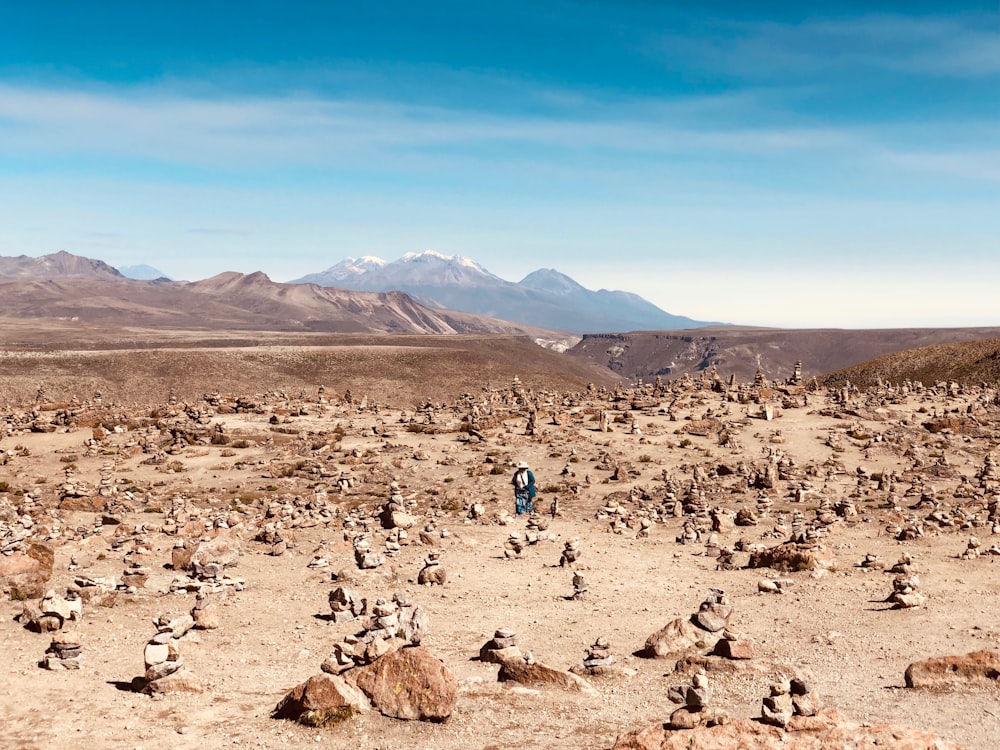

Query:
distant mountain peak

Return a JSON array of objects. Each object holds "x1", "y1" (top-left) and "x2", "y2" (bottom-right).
[
  {"x1": 519, "y1": 268, "x2": 587, "y2": 296},
  {"x1": 399, "y1": 250, "x2": 489, "y2": 272},
  {"x1": 0, "y1": 250, "x2": 124, "y2": 280},
  {"x1": 118, "y1": 263, "x2": 171, "y2": 281},
  {"x1": 290, "y1": 252, "x2": 715, "y2": 333}
]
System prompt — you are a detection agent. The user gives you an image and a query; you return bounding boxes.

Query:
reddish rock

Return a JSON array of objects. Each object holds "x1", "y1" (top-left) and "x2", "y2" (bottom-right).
[
  {"x1": 0, "y1": 543, "x2": 54, "y2": 598},
  {"x1": 496, "y1": 655, "x2": 597, "y2": 694},
  {"x1": 712, "y1": 638, "x2": 754, "y2": 660},
  {"x1": 171, "y1": 546, "x2": 194, "y2": 571},
  {"x1": 904, "y1": 649, "x2": 1000, "y2": 690},
  {"x1": 58, "y1": 496, "x2": 106, "y2": 512},
  {"x1": 610, "y1": 712, "x2": 961, "y2": 750},
  {"x1": 643, "y1": 617, "x2": 717, "y2": 659},
  {"x1": 273, "y1": 673, "x2": 370, "y2": 727},
  {"x1": 354, "y1": 646, "x2": 457, "y2": 722},
  {"x1": 747, "y1": 543, "x2": 833, "y2": 572},
  {"x1": 144, "y1": 668, "x2": 205, "y2": 695}
]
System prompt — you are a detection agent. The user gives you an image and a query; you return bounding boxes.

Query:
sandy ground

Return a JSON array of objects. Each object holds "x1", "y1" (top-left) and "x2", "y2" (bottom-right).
[{"x1": 2, "y1": 376, "x2": 1000, "y2": 750}]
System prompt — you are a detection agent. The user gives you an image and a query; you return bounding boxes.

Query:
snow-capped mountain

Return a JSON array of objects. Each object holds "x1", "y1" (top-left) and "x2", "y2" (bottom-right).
[
  {"x1": 291, "y1": 251, "x2": 717, "y2": 333},
  {"x1": 118, "y1": 263, "x2": 171, "y2": 280}
]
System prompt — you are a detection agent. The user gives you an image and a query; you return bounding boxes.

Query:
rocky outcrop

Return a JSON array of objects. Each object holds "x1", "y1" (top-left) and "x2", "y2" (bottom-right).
[
  {"x1": 642, "y1": 590, "x2": 732, "y2": 659},
  {"x1": 496, "y1": 654, "x2": 597, "y2": 695},
  {"x1": 0, "y1": 542, "x2": 54, "y2": 598},
  {"x1": 747, "y1": 542, "x2": 834, "y2": 572},
  {"x1": 610, "y1": 712, "x2": 961, "y2": 750},
  {"x1": 904, "y1": 649, "x2": 1000, "y2": 690},
  {"x1": 273, "y1": 673, "x2": 371, "y2": 727},
  {"x1": 354, "y1": 646, "x2": 456, "y2": 722}
]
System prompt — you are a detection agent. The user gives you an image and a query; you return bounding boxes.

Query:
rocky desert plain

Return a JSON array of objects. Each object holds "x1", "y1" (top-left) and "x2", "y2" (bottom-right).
[{"x1": 4, "y1": 331, "x2": 1000, "y2": 750}]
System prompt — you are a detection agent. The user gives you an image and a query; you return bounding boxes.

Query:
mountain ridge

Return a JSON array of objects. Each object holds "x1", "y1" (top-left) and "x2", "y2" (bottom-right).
[
  {"x1": 292, "y1": 251, "x2": 716, "y2": 333},
  {"x1": 0, "y1": 252, "x2": 567, "y2": 340}
]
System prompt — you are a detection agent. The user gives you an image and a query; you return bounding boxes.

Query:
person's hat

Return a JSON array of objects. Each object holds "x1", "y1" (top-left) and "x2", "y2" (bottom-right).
[{"x1": 516, "y1": 460, "x2": 529, "y2": 469}]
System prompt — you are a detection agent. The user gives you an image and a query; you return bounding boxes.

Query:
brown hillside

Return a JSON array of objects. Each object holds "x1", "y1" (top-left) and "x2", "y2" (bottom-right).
[
  {"x1": 822, "y1": 337, "x2": 1000, "y2": 387},
  {"x1": 0, "y1": 249, "x2": 124, "y2": 279},
  {"x1": 0, "y1": 333, "x2": 617, "y2": 406},
  {"x1": 0, "y1": 273, "x2": 560, "y2": 338},
  {"x1": 568, "y1": 327, "x2": 1000, "y2": 383}
]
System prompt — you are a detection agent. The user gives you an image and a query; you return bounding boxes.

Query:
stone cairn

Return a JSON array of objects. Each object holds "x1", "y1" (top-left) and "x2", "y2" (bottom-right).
[
  {"x1": 33, "y1": 588, "x2": 82, "y2": 632},
  {"x1": 191, "y1": 593, "x2": 221, "y2": 630},
  {"x1": 328, "y1": 585, "x2": 367, "y2": 623},
  {"x1": 666, "y1": 668, "x2": 724, "y2": 729},
  {"x1": 692, "y1": 589, "x2": 732, "y2": 633},
  {"x1": 322, "y1": 593, "x2": 428, "y2": 674},
  {"x1": 141, "y1": 613, "x2": 204, "y2": 694},
  {"x1": 417, "y1": 552, "x2": 446, "y2": 585},
  {"x1": 711, "y1": 628, "x2": 754, "y2": 660},
  {"x1": 479, "y1": 628, "x2": 520, "y2": 664},
  {"x1": 578, "y1": 636, "x2": 616, "y2": 675},
  {"x1": 43, "y1": 629, "x2": 83, "y2": 670},
  {"x1": 353, "y1": 535, "x2": 385, "y2": 570},
  {"x1": 570, "y1": 571, "x2": 588, "y2": 600},
  {"x1": 255, "y1": 522, "x2": 287, "y2": 556},
  {"x1": 380, "y1": 482, "x2": 416, "y2": 531},
  {"x1": 504, "y1": 533, "x2": 525, "y2": 559},
  {"x1": 559, "y1": 538, "x2": 581, "y2": 567},
  {"x1": 886, "y1": 573, "x2": 925, "y2": 609},
  {"x1": 760, "y1": 676, "x2": 823, "y2": 727},
  {"x1": 960, "y1": 535, "x2": 1000, "y2": 559}
]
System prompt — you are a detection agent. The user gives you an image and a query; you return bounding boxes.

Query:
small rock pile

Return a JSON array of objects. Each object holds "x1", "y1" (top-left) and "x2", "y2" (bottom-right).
[
  {"x1": 886, "y1": 573, "x2": 925, "y2": 609},
  {"x1": 352, "y1": 535, "x2": 385, "y2": 570},
  {"x1": 711, "y1": 628, "x2": 754, "y2": 660},
  {"x1": 578, "y1": 636, "x2": 616, "y2": 675},
  {"x1": 380, "y1": 483, "x2": 416, "y2": 530},
  {"x1": 570, "y1": 571, "x2": 587, "y2": 600},
  {"x1": 643, "y1": 589, "x2": 734, "y2": 659},
  {"x1": 504, "y1": 533, "x2": 525, "y2": 559},
  {"x1": 760, "y1": 676, "x2": 822, "y2": 727},
  {"x1": 479, "y1": 628, "x2": 520, "y2": 664},
  {"x1": 32, "y1": 588, "x2": 82, "y2": 632},
  {"x1": 328, "y1": 585, "x2": 367, "y2": 623},
  {"x1": 191, "y1": 593, "x2": 221, "y2": 629},
  {"x1": 322, "y1": 593, "x2": 428, "y2": 674},
  {"x1": 140, "y1": 614, "x2": 204, "y2": 695},
  {"x1": 692, "y1": 589, "x2": 732, "y2": 633},
  {"x1": 559, "y1": 538, "x2": 581, "y2": 567},
  {"x1": 417, "y1": 552, "x2": 446, "y2": 585},
  {"x1": 666, "y1": 668, "x2": 725, "y2": 729},
  {"x1": 959, "y1": 535, "x2": 1000, "y2": 559},
  {"x1": 42, "y1": 629, "x2": 83, "y2": 670}
]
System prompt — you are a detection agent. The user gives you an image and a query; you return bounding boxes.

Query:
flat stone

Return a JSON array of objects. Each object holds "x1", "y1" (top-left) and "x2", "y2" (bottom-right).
[{"x1": 144, "y1": 642, "x2": 170, "y2": 667}]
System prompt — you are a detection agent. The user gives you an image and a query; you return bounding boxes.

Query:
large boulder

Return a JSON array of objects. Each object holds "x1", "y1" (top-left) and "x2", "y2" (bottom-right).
[
  {"x1": 496, "y1": 656, "x2": 597, "y2": 695},
  {"x1": 0, "y1": 542, "x2": 54, "y2": 598},
  {"x1": 747, "y1": 543, "x2": 833, "y2": 572},
  {"x1": 144, "y1": 668, "x2": 205, "y2": 695},
  {"x1": 273, "y1": 673, "x2": 370, "y2": 727},
  {"x1": 904, "y1": 649, "x2": 1000, "y2": 690},
  {"x1": 610, "y1": 712, "x2": 961, "y2": 750},
  {"x1": 643, "y1": 618, "x2": 717, "y2": 659},
  {"x1": 354, "y1": 646, "x2": 456, "y2": 722},
  {"x1": 175, "y1": 532, "x2": 241, "y2": 577}
]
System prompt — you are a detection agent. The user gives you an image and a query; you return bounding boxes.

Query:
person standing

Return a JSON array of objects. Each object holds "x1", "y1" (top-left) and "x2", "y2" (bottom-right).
[{"x1": 512, "y1": 460, "x2": 536, "y2": 516}]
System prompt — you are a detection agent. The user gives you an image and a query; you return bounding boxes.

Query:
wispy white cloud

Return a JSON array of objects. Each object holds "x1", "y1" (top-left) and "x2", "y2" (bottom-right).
[{"x1": 0, "y1": 82, "x2": 854, "y2": 172}]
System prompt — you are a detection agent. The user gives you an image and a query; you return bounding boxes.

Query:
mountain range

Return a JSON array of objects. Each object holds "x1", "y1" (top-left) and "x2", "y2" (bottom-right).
[
  {"x1": 0, "y1": 252, "x2": 561, "y2": 339},
  {"x1": 291, "y1": 251, "x2": 716, "y2": 333}
]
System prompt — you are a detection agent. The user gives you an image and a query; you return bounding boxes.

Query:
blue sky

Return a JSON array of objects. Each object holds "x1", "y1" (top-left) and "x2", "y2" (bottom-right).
[{"x1": 2, "y1": 2, "x2": 999, "y2": 327}]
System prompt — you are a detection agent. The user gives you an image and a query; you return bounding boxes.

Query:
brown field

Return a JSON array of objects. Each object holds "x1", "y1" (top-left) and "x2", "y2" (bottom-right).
[{"x1": 2, "y1": 329, "x2": 1000, "y2": 750}]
